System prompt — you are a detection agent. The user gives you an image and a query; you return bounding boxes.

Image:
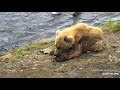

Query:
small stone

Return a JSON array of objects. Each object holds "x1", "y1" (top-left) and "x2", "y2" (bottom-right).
[
  {"x1": 34, "y1": 64, "x2": 39, "y2": 66},
  {"x1": 40, "y1": 48, "x2": 53, "y2": 54},
  {"x1": 108, "y1": 55, "x2": 113, "y2": 61},
  {"x1": 87, "y1": 51, "x2": 90, "y2": 53},
  {"x1": 33, "y1": 61, "x2": 39, "y2": 64},
  {"x1": 79, "y1": 68, "x2": 83, "y2": 70},
  {"x1": 32, "y1": 67, "x2": 36, "y2": 69},
  {"x1": 88, "y1": 59, "x2": 91, "y2": 61},
  {"x1": 20, "y1": 70, "x2": 23, "y2": 72},
  {"x1": 8, "y1": 69, "x2": 16, "y2": 72}
]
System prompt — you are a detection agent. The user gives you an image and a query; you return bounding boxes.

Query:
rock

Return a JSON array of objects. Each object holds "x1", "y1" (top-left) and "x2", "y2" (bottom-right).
[
  {"x1": 108, "y1": 55, "x2": 118, "y2": 62},
  {"x1": 32, "y1": 67, "x2": 36, "y2": 69},
  {"x1": 87, "y1": 51, "x2": 90, "y2": 53},
  {"x1": 73, "y1": 12, "x2": 81, "y2": 17},
  {"x1": 40, "y1": 48, "x2": 53, "y2": 54},
  {"x1": 111, "y1": 45, "x2": 119, "y2": 48},
  {"x1": 108, "y1": 55, "x2": 113, "y2": 62},
  {"x1": 79, "y1": 68, "x2": 83, "y2": 70}
]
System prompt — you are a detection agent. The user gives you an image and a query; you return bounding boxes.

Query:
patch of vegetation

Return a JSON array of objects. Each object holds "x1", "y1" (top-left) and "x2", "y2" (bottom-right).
[
  {"x1": 0, "y1": 39, "x2": 54, "y2": 61},
  {"x1": 102, "y1": 18, "x2": 120, "y2": 33}
]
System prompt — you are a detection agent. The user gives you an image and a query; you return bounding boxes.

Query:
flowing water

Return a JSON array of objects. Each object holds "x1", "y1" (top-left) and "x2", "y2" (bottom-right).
[{"x1": 0, "y1": 12, "x2": 120, "y2": 54}]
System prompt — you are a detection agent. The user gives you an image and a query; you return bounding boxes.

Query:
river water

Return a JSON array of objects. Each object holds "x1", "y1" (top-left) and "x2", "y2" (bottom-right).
[{"x1": 0, "y1": 12, "x2": 120, "y2": 54}]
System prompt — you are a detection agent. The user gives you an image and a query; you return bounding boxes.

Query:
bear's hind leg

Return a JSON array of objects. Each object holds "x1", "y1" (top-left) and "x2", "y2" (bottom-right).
[{"x1": 89, "y1": 40, "x2": 104, "y2": 52}]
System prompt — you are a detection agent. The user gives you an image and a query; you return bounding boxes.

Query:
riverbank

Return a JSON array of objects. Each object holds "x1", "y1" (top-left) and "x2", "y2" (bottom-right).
[{"x1": 0, "y1": 22, "x2": 120, "y2": 78}]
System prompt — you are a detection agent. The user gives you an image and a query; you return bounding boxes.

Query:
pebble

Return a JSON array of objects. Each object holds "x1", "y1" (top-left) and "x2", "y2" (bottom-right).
[
  {"x1": 8, "y1": 69, "x2": 16, "y2": 72},
  {"x1": 108, "y1": 55, "x2": 113, "y2": 62},
  {"x1": 79, "y1": 68, "x2": 83, "y2": 70},
  {"x1": 34, "y1": 64, "x2": 39, "y2": 66},
  {"x1": 20, "y1": 70, "x2": 23, "y2": 72},
  {"x1": 32, "y1": 67, "x2": 36, "y2": 69},
  {"x1": 88, "y1": 59, "x2": 91, "y2": 61}
]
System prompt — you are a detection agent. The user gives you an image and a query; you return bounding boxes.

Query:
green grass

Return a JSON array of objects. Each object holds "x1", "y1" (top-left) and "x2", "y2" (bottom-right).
[
  {"x1": 0, "y1": 39, "x2": 54, "y2": 60},
  {"x1": 102, "y1": 19, "x2": 120, "y2": 33}
]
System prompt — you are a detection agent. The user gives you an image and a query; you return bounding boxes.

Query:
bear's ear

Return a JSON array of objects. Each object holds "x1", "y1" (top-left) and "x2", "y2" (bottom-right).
[
  {"x1": 64, "y1": 35, "x2": 74, "y2": 44},
  {"x1": 56, "y1": 30, "x2": 61, "y2": 36}
]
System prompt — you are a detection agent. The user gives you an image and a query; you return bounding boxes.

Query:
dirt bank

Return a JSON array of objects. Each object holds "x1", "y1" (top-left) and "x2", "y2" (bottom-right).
[{"x1": 0, "y1": 31, "x2": 120, "y2": 78}]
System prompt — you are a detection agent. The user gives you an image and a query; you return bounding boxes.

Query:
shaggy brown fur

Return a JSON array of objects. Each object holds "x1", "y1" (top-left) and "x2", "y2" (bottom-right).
[{"x1": 54, "y1": 23, "x2": 104, "y2": 62}]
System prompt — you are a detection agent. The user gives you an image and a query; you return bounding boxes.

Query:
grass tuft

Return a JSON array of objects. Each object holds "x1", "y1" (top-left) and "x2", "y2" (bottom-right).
[{"x1": 102, "y1": 18, "x2": 120, "y2": 33}]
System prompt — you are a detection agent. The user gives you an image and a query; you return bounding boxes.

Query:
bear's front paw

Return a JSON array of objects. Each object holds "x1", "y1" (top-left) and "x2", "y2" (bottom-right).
[{"x1": 55, "y1": 53, "x2": 69, "y2": 62}]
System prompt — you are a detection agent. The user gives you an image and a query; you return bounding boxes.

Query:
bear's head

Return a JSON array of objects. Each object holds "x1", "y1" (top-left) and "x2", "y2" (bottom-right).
[{"x1": 54, "y1": 30, "x2": 75, "y2": 57}]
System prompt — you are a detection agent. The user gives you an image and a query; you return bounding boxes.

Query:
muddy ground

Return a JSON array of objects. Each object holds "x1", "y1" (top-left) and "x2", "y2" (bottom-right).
[{"x1": 0, "y1": 32, "x2": 120, "y2": 78}]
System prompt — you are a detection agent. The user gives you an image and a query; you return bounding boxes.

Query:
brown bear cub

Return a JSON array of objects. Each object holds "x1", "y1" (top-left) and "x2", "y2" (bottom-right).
[{"x1": 53, "y1": 23, "x2": 104, "y2": 62}]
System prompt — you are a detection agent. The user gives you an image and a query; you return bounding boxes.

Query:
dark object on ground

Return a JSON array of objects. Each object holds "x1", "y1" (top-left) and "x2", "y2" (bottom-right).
[{"x1": 73, "y1": 12, "x2": 81, "y2": 17}]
